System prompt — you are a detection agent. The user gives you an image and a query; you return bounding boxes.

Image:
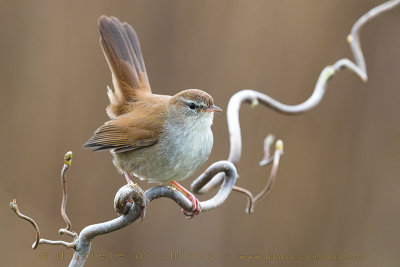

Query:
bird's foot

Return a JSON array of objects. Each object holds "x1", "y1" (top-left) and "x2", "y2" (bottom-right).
[
  {"x1": 138, "y1": 206, "x2": 147, "y2": 222},
  {"x1": 139, "y1": 198, "x2": 149, "y2": 222},
  {"x1": 126, "y1": 198, "x2": 147, "y2": 222},
  {"x1": 171, "y1": 181, "x2": 201, "y2": 219},
  {"x1": 125, "y1": 172, "x2": 147, "y2": 222},
  {"x1": 181, "y1": 194, "x2": 201, "y2": 219}
]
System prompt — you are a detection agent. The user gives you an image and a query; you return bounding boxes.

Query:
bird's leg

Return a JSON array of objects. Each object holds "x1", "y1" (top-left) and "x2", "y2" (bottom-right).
[
  {"x1": 171, "y1": 180, "x2": 201, "y2": 218},
  {"x1": 124, "y1": 171, "x2": 132, "y2": 184}
]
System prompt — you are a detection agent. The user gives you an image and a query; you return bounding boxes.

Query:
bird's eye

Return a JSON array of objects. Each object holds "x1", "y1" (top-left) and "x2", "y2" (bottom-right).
[{"x1": 189, "y1": 103, "x2": 196, "y2": 109}]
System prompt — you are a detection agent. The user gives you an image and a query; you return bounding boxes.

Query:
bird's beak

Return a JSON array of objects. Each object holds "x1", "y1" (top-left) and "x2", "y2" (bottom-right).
[{"x1": 204, "y1": 104, "x2": 222, "y2": 113}]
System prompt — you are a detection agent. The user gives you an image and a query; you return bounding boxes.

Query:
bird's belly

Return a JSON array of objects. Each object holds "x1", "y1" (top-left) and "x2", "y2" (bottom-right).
[{"x1": 113, "y1": 128, "x2": 213, "y2": 183}]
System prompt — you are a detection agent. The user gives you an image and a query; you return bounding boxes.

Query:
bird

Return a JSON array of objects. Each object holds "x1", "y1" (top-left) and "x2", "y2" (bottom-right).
[{"x1": 84, "y1": 16, "x2": 221, "y2": 217}]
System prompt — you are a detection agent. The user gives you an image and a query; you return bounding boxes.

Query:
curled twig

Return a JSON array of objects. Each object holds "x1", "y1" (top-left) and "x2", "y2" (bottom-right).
[
  {"x1": 191, "y1": 161, "x2": 237, "y2": 211},
  {"x1": 233, "y1": 137, "x2": 284, "y2": 213},
  {"x1": 114, "y1": 181, "x2": 145, "y2": 215},
  {"x1": 9, "y1": 199, "x2": 40, "y2": 249},
  {"x1": 232, "y1": 185, "x2": 254, "y2": 212},
  {"x1": 38, "y1": 239, "x2": 75, "y2": 248},
  {"x1": 10, "y1": 199, "x2": 76, "y2": 250},
  {"x1": 9, "y1": 153, "x2": 79, "y2": 250},
  {"x1": 250, "y1": 140, "x2": 283, "y2": 213},
  {"x1": 59, "y1": 151, "x2": 77, "y2": 238},
  {"x1": 194, "y1": 0, "x2": 400, "y2": 196},
  {"x1": 259, "y1": 134, "x2": 275, "y2": 167}
]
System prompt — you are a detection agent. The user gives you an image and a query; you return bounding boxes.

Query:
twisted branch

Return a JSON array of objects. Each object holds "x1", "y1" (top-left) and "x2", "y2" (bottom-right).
[
  {"x1": 10, "y1": 152, "x2": 237, "y2": 266},
  {"x1": 194, "y1": 0, "x2": 400, "y2": 205},
  {"x1": 69, "y1": 160, "x2": 237, "y2": 266}
]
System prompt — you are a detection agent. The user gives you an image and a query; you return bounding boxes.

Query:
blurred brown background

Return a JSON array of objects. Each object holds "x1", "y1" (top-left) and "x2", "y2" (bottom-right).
[{"x1": 1, "y1": 1, "x2": 399, "y2": 266}]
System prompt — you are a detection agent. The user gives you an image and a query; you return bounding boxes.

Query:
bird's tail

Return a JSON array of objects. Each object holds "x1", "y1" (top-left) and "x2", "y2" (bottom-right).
[{"x1": 98, "y1": 15, "x2": 151, "y2": 118}]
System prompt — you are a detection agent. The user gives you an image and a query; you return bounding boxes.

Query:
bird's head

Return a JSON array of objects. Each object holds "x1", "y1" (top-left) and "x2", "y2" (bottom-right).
[{"x1": 168, "y1": 89, "x2": 222, "y2": 127}]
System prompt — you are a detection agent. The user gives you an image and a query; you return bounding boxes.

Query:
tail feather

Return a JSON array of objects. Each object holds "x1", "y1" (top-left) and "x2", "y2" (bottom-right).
[{"x1": 98, "y1": 16, "x2": 151, "y2": 118}]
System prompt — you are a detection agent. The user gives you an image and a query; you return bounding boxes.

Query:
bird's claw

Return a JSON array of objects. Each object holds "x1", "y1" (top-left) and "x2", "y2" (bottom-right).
[
  {"x1": 171, "y1": 180, "x2": 201, "y2": 219},
  {"x1": 181, "y1": 193, "x2": 201, "y2": 219}
]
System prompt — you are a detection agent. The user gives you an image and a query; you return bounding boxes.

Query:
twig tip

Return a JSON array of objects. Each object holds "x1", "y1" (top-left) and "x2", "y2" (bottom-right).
[
  {"x1": 324, "y1": 66, "x2": 336, "y2": 83},
  {"x1": 275, "y1": 140, "x2": 284, "y2": 153},
  {"x1": 250, "y1": 97, "x2": 259, "y2": 108},
  {"x1": 265, "y1": 134, "x2": 275, "y2": 144},
  {"x1": 9, "y1": 199, "x2": 17, "y2": 212},
  {"x1": 346, "y1": 34, "x2": 353, "y2": 43},
  {"x1": 32, "y1": 241, "x2": 39, "y2": 249},
  {"x1": 64, "y1": 151, "x2": 72, "y2": 166}
]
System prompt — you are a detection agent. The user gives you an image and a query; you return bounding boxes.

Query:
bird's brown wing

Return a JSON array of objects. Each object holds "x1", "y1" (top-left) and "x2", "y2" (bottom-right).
[
  {"x1": 83, "y1": 112, "x2": 162, "y2": 153},
  {"x1": 99, "y1": 15, "x2": 151, "y2": 118}
]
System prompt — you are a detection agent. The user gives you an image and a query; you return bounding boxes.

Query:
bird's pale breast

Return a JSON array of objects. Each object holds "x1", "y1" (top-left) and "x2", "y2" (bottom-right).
[{"x1": 112, "y1": 113, "x2": 214, "y2": 183}]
